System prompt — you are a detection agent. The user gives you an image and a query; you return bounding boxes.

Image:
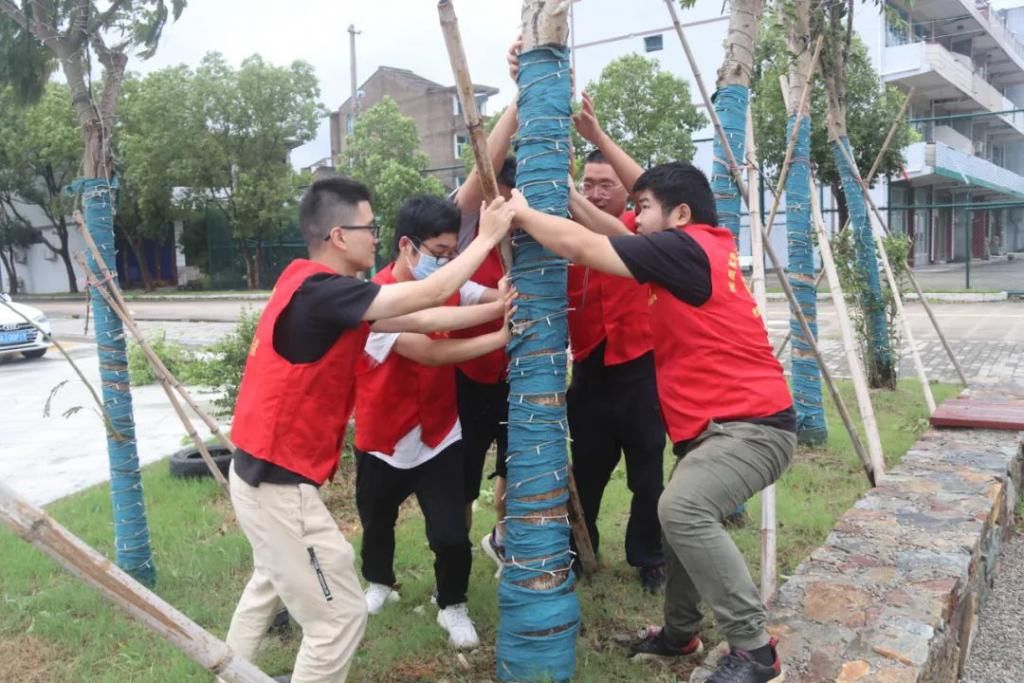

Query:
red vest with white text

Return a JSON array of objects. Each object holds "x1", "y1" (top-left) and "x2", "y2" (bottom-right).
[
  {"x1": 453, "y1": 246, "x2": 508, "y2": 383},
  {"x1": 649, "y1": 225, "x2": 793, "y2": 443},
  {"x1": 567, "y1": 211, "x2": 653, "y2": 364},
  {"x1": 354, "y1": 264, "x2": 460, "y2": 455},
  {"x1": 232, "y1": 259, "x2": 369, "y2": 485}
]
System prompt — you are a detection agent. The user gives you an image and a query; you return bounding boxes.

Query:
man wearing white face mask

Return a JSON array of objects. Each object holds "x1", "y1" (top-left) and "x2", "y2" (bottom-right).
[{"x1": 352, "y1": 194, "x2": 511, "y2": 649}]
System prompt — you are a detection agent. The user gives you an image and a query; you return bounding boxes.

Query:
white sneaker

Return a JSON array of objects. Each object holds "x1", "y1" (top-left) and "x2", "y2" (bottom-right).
[
  {"x1": 436, "y1": 603, "x2": 480, "y2": 649},
  {"x1": 364, "y1": 582, "x2": 399, "y2": 615},
  {"x1": 480, "y1": 529, "x2": 504, "y2": 579}
]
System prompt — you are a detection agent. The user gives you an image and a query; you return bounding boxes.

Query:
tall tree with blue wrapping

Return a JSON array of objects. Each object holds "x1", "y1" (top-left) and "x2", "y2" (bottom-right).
[
  {"x1": 498, "y1": 2, "x2": 579, "y2": 681},
  {"x1": 706, "y1": 0, "x2": 762, "y2": 244},
  {"x1": 0, "y1": 0, "x2": 186, "y2": 586},
  {"x1": 817, "y1": 0, "x2": 896, "y2": 388},
  {"x1": 783, "y1": 0, "x2": 827, "y2": 444}
]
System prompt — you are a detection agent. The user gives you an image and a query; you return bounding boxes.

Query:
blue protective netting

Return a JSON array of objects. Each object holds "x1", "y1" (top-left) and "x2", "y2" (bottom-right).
[
  {"x1": 785, "y1": 115, "x2": 827, "y2": 443},
  {"x1": 496, "y1": 45, "x2": 580, "y2": 683},
  {"x1": 67, "y1": 177, "x2": 156, "y2": 587},
  {"x1": 831, "y1": 136, "x2": 894, "y2": 377},
  {"x1": 710, "y1": 84, "x2": 748, "y2": 242}
]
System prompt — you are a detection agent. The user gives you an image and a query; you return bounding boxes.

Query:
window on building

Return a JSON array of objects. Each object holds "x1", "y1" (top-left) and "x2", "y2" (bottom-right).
[
  {"x1": 346, "y1": 114, "x2": 354, "y2": 134},
  {"x1": 455, "y1": 134, "x2": 469, "y2": 160},
  {"x1": 644, "y1": 35, "x2": 663, "y2": 52},
  {"x1": 475, "y1": 94, "x2": 487, "y2": 116},
  {"x1": 453, "y1": 94, "x2": 462, "y2": 116}
]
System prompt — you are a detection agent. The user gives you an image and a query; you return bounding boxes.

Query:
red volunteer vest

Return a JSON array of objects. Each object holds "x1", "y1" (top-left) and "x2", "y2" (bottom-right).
[
  {"x1": 354, "y1": 264, "x2": 460, "y2": 455},
  {"x1": 231, "y1": 259, "x2": 369, "y2": 485},
  {"x1": 567, "y1": 211, "x2": 653, "y2": 364},
  {"x1": 453, "y1": 246, "x2": 508, "y2": 383},
  {"x1": 649, "y1": 225, "x2": 793, "y2": 444}
]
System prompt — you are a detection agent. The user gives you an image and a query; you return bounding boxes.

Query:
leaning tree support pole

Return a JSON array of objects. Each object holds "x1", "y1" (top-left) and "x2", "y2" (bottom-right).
[
  {"x1": 664, "y1": 2, "x2": 876, "y2": 485},
  {"x1": 497, "y1": 2, "x2": 580, "y2": 681},
  {"x1": 808, "y1": 180, "x2": 886, "y2": 477},
  {"x1": 438, "y1": 0, "x2": 513, "y2": 272},
  {"x1": 0, "y1": 482, "x2": 274, "y2": 683},
  {"x1": 829, "y1": 128, "x2": 936, "y2": 415},
  {"x1": 770, "y1": 90, "x2": 913, "y2": 356},
  {"x1": 74, "y1": 218, "x2": 235, "y2": 453},
  {"x1": 66, "y1": 178, "x2": 155, "y2": 586},
  {"x1": 74, "y1": 252, "x2": 228, "y2": 487},
  {"x1": 437, "y1": 0, "x2": 596, "y2": 575},
  {"x1": 746, "y1": 109, "x2": 778, "y2": 602}
]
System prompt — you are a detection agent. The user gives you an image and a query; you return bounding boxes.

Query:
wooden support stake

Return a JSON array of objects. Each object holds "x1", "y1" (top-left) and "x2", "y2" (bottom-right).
[
  {"x1": 747, "y1": 108, "x2": 777, "y2": 603},
  {"x1": 829, "y1": 130, "x2": 936, "y2": 415},
  {"x1": 75, "y1": 252, "x2": 228, "y2": 487},
  {"x1": 664, "y1": 0, "x2": 876, "y2": 484},
  {"x1": 0, "y1": 482, "x2": 273, "y2": 682},
  {"x1": 809, "y1": 180, "x2": 886, "y2": 478},
  {"x1": 438, "y1": 0, "x2": 513, "y2": 272},
  {"x1": 74, "y1": 215, "x2": 234, "y2": 452},
  {"x1": 566, "y1": 468, "x2": 598, "y2": 576}
]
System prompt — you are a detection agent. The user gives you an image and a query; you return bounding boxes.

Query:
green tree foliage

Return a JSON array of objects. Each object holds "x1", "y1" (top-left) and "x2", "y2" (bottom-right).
[
  {"x1": 583, "y1": 53, "x2": 707, "y2": 167},
  {"x1": 751, "y1": 14, "x2": 915, "y2": 205},
  {"x1": 0, "y1": 211, "x2": 35, "y2": 293},
  {"x1": 186, "y1": 53, "x2": 324, "y2": 288},
  {"x1": 341, "y1": 97, "x2": 445, "y2": 260},
  {"x1": 0, "y1": 84, "x2": 81, "y2": 291}
]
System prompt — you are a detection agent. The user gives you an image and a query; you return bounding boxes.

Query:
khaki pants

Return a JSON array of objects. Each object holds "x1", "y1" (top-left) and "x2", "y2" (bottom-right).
[
  {"x1": 223, "y1": 464, "x2": 367, "y2": 682},
  {"x1": 659, "y1": 420, "x2": 795, "y2": 651}
]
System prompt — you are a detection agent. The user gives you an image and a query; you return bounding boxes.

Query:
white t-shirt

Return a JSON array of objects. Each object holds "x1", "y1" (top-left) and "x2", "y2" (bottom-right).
[{"x1": 362, "y1": 281, "x2": 486, "y2": 469}]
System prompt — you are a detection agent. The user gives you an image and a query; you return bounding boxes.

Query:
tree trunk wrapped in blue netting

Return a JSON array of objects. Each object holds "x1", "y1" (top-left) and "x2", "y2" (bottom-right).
[
  {"x1": 496, "y1": 44, "x2": 579, "y2": 683},
  {"x1": 710, "y1": 83, "x2": 748, "y2": 243}
]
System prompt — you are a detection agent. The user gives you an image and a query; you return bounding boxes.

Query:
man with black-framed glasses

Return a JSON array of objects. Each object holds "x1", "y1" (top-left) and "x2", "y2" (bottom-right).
[
  {"x1": 223, "y1": 177, "x2": 514, "y2": 682},
  {"x1": 353, "y1": 193, "x2": 511, "y2": 649}
]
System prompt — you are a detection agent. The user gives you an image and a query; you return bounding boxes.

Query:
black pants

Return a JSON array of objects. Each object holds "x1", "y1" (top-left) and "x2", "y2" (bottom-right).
[
  {"x1": 567, "y1": 348, "x2": 666, "y2": 568},
  {"x1": 456, "y1": 370, "x2": 509, "y2": 502},
  {"x1": 355, "y1": 442, "x2": 471, "y2": 609}
]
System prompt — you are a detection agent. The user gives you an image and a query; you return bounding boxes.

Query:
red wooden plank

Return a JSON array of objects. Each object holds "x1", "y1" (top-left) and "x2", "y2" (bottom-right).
[{"x1": 930, "y1": 399, "x2": 1024, "y2": 430}]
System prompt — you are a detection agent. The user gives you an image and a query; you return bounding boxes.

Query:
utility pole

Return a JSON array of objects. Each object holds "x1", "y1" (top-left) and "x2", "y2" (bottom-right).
[{"x1": 348, "y1": 24, "x2": 362, "y2": 121}]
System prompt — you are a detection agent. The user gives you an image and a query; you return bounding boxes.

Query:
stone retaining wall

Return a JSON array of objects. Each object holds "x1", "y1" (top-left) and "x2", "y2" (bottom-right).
[{"x1": 762, "y1": 427, "x2": 1023, "y2": 682}]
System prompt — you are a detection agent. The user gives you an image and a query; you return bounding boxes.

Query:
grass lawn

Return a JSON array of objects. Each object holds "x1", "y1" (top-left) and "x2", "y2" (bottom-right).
[{"x1": 0, "y1": 380, "x2": 958, "y2": 682}]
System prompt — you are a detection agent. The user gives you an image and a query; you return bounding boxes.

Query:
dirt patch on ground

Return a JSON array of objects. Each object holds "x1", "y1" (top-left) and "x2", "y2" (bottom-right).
[{"x1": 0, "y1": 634, "x2": 64, "y2": 682}]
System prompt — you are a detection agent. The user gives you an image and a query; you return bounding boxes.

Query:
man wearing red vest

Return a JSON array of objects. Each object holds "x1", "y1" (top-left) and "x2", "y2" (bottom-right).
[
  {"x1": 224, "y1": 176, "x2": 514, "y2": 683},
  {"x1": 353, "y1": 195, "x2": 512, "y2": 650},
  {"x1": 565, "y1": 141, "x2": 667, "y2": 593},
  {"x1": 450, "y1": 103, "x2": 519, "y2": 572},
  {"x1": 508, "y1": 157, "x2": 796, "y2": 683}
]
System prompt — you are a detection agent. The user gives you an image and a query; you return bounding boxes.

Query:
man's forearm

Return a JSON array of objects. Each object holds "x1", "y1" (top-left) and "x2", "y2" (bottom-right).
[
  {"x1": 569, "y1": 193, "x2": 630, "y2": 237},
  {"x1": 373, "y1": 301, "x2": 502, "y2": 334},
  {"x1": 515, "y1": 205, "x2": 588, "y2": 262},
  {"x1": 457, "y1": 104, "x2": 518, "y2": 210},
  {"x1": 414, "y1": 329, "x2": 508, "y2": 366},
  {"x1": 593, "y1": 130, "x2": 644, "y2": 191}
]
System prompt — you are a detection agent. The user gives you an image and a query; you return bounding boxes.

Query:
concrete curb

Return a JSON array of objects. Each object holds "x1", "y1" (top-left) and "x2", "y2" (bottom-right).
[
  {"x1": 764, "y1": 291, "x2": 1009, "y2": 303},
  {"x1": 696, "y1": 388, "x2": 1022, "y2": 682}
]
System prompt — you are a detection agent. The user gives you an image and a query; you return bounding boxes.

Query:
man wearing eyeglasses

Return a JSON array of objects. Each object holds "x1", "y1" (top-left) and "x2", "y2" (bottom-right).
[
  {"x1": 565, "y1": 93, "x2": 668, "y2": 594},
  {"x1": 353, "y1": 194, "x2": 513, "y2": 650},
  {"x1": 224, "y1": 177, "x2": 515, "y2": 683}
]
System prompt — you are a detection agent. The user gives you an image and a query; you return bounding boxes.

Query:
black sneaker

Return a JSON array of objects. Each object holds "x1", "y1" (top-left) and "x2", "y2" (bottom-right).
[
  {"x1": 707, "y1": 638, "x2": 783, "y2": 683},
  {"x1": 638, "y1": 564, "x2": 667, "y2": 594},
  {"x1": 629, "y1": 625, "x2": 703, "y2": 663}
]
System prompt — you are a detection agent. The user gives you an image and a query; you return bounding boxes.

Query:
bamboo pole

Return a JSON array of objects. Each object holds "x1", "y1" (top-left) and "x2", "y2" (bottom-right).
[
  {"x1": 74, "y1": 252, "x2": 228, "y2": 487},
  {"x1": 0, "y1": 482, "x2": 273, "y2": 682},
  {"x1": 747, "y1": 108, "x2": 777, "y2": 603},
  {"x1": 439, "y1": 0, "x2": 596, "y2": 575},
  {"x1": 809, "y1": 181, "x2": 886, "y2": 478},
  {"x1": 73, "y1": 215, "x2": 235, "y2": 451},
  {"x1": 664, "y1": 0, "x2": 875, "y2": 484},
  {"x1": 437, "y1": 0, "x2": 513, "y2": 273},
  {"x1": 829, "y1": 128, "x2": 936, "y2": 414}
]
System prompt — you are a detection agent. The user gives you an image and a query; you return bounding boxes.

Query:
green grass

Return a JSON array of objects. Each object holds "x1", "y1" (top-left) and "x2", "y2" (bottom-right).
[{"x1": 0, "y1": 380, "x2": 959, "y2": 682}]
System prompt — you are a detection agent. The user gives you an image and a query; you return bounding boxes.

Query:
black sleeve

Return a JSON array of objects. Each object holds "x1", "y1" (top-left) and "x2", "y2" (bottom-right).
[
  {"x1": 273, "y1": 274, "x2": 381, "y2": 364},
  {"x1": 609, "y1": 230, "x2": 712, "y2": 306}
]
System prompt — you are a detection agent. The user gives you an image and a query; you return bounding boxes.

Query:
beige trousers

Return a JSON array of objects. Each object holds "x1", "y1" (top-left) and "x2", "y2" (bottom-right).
[{"x1": 223, "y1": 464, "x2": 367, "y2": 682}]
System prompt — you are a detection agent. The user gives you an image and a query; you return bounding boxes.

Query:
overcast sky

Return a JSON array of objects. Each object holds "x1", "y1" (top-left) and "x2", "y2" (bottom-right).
[
  {"x1": 124, "y1": 0, "x2": 729, "y2": 169},
  {"x1": 105, "y1": 0, "x2": 1024, "y2": 169}
]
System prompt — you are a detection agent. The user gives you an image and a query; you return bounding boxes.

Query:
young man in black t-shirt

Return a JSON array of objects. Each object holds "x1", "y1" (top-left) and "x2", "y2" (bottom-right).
[{"x1": 223, "y1": 176, "x2": 515, "y2": 682}]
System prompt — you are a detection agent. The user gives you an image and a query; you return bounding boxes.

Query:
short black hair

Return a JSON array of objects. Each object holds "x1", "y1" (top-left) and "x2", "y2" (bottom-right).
[
  {"x1": 632, "y1": 162, "x2": 718, "y2": 226},
  {"x1": 393, "y1": 194, "x2": 461, "y2": 255},
  {"x1": 299, "y1": 176, "x2": 372, "y2": 249},
  {"x1": 585, "y1": 149, "x2": 608, "y2": 165},
  {"x1": 497, "y1": 156, "x2": 517, "y2": 189}
]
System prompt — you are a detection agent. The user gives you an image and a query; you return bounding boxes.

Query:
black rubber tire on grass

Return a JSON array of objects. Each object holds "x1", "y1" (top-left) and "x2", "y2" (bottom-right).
[{"x1": 169, "y1": 444, "x2": 233, "y2": 479}]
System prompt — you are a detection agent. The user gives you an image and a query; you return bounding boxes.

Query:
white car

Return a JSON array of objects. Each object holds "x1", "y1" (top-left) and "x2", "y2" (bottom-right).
[{"x1": 0, "y1": 293, "x2": 52, "y2": 360}]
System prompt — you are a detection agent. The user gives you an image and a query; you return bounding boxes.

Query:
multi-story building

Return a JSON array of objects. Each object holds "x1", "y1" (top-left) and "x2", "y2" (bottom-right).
[
  {"x1": 879, "y1": 1, "x2": 1024, "y2": 265},
  {"x1": 327, "y1": 66, "x2": 498, "y2": 191}
]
